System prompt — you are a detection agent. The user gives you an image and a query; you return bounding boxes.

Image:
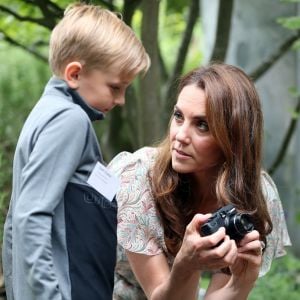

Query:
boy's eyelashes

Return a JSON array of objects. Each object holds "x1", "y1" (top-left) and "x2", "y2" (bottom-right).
[
  {"x1": 110, "y1": 85, "x2": 120, "y2": 90},
  {"x1": 109, "y1": 85, "x2": 122, "y2": 92},
  {"x1": 108, "y1": 80, "x2": 132, "y2": 94}
]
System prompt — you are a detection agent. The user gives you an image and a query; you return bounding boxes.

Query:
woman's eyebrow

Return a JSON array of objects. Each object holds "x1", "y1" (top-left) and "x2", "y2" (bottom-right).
[
  {"x1": 174, "y1": 105, "x2": 207, "y2": 121},
  {"x1": 193, "y1": 115, "x2": 207, "y2": 120}
]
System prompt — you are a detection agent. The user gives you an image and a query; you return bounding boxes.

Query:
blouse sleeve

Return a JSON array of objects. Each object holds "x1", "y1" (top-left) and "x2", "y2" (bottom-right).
[
  {"x1": 108, "y1": 147, "x2": 164, "y2": 256},
  {"x1": 259, "y1": 172, "x2": 292, "y2": 277}
]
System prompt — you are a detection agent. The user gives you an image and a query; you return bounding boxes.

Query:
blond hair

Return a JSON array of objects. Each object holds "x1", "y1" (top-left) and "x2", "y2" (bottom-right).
[{"x1": 49, "y1": 3, "x2": 150, "y2": 77}]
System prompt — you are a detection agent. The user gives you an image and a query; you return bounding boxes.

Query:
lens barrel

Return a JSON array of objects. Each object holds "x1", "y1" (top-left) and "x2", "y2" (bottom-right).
[{"x1": 227, "y1": 213, "x2": 254, "y2": 240}]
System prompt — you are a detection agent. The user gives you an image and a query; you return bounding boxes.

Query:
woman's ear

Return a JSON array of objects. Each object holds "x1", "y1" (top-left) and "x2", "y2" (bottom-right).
[{"x1": 64, "y1": 62, "x2": 83, "y2": 89}]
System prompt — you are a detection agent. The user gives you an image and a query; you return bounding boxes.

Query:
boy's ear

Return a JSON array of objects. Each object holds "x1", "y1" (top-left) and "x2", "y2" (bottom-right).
[{"x1": 64, "y1": 62, "x2": 83, "y2": 89}]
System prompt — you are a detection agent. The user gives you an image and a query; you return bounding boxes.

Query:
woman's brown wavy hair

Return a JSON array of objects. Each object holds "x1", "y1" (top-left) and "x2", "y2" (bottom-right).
[{"x1": 151, "y1": 63, "x2": 273, "y2": 256}]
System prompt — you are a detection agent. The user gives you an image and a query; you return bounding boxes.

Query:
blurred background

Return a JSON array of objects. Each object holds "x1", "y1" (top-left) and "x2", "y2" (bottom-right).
[{"x1": 0, "y1": 0, "x2": 299, "y2": 299}]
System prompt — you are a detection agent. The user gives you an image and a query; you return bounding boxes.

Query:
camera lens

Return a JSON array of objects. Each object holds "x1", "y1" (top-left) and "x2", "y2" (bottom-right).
[{"x1": 231, "y1": 214, "x2": 254, "y2": 238}]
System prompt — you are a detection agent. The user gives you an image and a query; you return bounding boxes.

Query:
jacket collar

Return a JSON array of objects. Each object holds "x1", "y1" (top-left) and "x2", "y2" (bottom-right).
[{"x1": 44, "y1": 77, "x2": 105, "y2": 121}]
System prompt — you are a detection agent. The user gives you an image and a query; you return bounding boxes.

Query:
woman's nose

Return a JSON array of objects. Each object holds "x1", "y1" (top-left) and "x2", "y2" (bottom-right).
[{"x1": 175, "y1": 124, "x2": 191, "y2": 144}]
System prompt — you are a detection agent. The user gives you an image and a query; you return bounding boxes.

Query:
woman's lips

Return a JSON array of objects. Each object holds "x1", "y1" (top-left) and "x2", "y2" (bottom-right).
[{"x1": 174, "y1": 148, "x2": 191, "y2": 158}]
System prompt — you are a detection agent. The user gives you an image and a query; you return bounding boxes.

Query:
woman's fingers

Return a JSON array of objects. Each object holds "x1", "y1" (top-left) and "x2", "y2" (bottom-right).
[
  {"x1": 238, "y1": 239, "x2": 262, "y2": 253},
  {"x1": 191, "y1": 213, "x2": 212, "y2": 230},
  {"x1": 208, "y1": 236, "x2": 234, "y2": 258},
  {"x1": 222, "y1": 238, "x2": 238, "y2": 264},
  {"x1": 200, "y1": 227, "x2": 226, "y2": 248},
  {"x1": 185, "y1": 213, "x2": 212, "y2": 237},
  {"x1": 235, "y1": 231, "x2": 263, "y2": 268},
  {"x1": 237, "y1": 249, "x2": 263, "y2": 267},
  {"x1": 238, "y1": 230, "x2": 260, "y2": 247},
  {"x1": 238, "y1": 230, "x2": 263, "y2": 257},
  {"x1": 196, "y1": 235, "x2": 238, "y2": 270}
]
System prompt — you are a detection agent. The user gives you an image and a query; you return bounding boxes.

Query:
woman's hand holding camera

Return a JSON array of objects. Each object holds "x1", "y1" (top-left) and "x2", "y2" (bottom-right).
[
  {"x1": 229, "y1": 230, "x2": 263, "y2": 284},
  {"x1": 174, "y1": 213, "x2": 238, "y2": 276},
  {"x1": 173, "y1": 210, "x2": 263, "y2": 296}
]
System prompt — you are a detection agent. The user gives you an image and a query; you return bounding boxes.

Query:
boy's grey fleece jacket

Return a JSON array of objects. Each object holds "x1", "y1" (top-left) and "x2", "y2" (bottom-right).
[{"x1": 2, "y1": 77, "x2": 117, "y2": 300}]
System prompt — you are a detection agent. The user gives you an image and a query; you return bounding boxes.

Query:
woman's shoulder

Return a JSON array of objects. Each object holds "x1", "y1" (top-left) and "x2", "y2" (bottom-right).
[
  {"x1": 108, "y1": 147, "x2": 157, "y2": 206},
  {"x1": 259, "y1": 170, "x2": 292, "y2": 277},
  {"x1": 108, "y1": 147, "x2": 157, "y2": 175},
  {"x1": 260, "y1": 170, "x2": 280, "y2": 203},
  {"x1": 132, "y1": 146, "x2": 158, "y2": 164},
  {"x1": 260, "y1": 170, "x2": 285, "y2": 222},
  {"x1": 112, "y1": 148, "x2": 165, "y2": 255}
]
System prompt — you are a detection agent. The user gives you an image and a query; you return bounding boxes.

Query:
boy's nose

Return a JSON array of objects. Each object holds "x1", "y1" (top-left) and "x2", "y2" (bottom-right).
[{"x1": 114, "y1": 94, "x2": 125, "y2": 106}]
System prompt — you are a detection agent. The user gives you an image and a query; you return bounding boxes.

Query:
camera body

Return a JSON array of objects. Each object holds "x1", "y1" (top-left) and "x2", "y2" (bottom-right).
[{"x1": 200, "y1": 204, "x2": 254, "y2": 242}]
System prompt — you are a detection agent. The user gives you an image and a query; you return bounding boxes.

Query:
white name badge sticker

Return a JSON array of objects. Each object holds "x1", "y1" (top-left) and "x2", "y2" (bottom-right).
[{"x1": 87, "y1": 162, "x2": 120, "y2": 202}]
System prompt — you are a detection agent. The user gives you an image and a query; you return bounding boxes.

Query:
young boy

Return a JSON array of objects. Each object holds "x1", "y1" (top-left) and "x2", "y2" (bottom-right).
[{"x1": 2, "y1": 3, "x2": 149, "y2": 300}]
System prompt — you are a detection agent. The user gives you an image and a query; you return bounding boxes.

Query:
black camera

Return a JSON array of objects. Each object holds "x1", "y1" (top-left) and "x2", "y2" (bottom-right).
[{"x1": 200, "y1": 204, "x2": 254, "y2": 242}]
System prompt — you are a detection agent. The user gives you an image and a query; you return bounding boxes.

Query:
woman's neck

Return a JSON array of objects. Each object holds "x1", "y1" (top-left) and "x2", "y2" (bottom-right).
[{"x1": 191, "y1": 169, "x2": 220, "y2": 214}]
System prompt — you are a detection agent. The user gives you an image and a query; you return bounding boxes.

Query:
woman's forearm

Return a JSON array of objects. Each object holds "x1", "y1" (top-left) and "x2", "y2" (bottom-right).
[
  {"x1": 204, "y1": 276, "x2": 255, "y2": 300},
  {"x1": 151, "y1": 268, "x2": 201, "y2": 300}
]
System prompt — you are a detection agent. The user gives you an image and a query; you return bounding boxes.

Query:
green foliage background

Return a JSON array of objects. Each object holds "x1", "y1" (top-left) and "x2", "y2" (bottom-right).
[
  {"x1": 199, "y1": 252, "x2": 300, "y2": 299},
  {"x1": 0, "y1": 44, "x2": 50, "y2": 239},
  {"x1": 250, "y1": 252, "x2": 300, "y2": 299}
]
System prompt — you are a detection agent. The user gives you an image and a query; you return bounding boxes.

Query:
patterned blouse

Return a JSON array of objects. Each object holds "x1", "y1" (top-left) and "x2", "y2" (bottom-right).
[{"x1": 108, "y1": 147, "x2": 291, "y2": 300}]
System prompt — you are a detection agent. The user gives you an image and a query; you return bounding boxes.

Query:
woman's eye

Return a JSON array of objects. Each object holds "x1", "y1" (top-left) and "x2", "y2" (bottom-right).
[
  {"x1": 197, "y1": 121, "x2": 209, "y2": 131},
  {"x1": 173, "y1": 110, "x2": 183, "y2": 121}
]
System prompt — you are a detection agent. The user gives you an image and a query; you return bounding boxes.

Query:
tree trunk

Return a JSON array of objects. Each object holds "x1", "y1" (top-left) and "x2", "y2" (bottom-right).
[
  {"x1": 209, "y1": 0, "x2": 234, "y2": 62},
  {"x1": 164, "y1": 0, "x2": 200, "y2": 125},
  {"x1": 139, "y1": 0, "x2": 161, "y2": 146}
]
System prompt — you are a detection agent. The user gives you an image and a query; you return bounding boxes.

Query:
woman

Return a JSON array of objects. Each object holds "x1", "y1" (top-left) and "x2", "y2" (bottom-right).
[{"x1": 109, "y1": 63, "x2": 291, "y2": 299}]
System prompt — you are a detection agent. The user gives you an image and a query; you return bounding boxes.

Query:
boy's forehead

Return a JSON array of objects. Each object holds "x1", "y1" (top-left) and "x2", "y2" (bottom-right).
[
  {"x1": 118, "y1": 73, "x2": 137, "y2": 85},
  {"x1": 108, "y1": 77, "x2": 132, "y2": 85},
  {"x1": 90, "y1": 69, "x2": 133, "y2": 85},
  {"x1": 106, "y1": 67, "x2": 138, "y2": 83},
  {"x1": 92, "y1": 67, "x2": 136, "y2": 85}
]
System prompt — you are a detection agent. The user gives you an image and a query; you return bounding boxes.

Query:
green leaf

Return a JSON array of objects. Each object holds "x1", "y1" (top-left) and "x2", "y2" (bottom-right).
[
  {"x1": 291, "y1": 111, "x2": 300, "y2": 119},
  {"x1": 292, "y1": 39, "x2": 300, "y2": 50},
  {"x1": 166, "y1": 0, "x2": 188, "y2": 13},
  {"x1": 288, "y1": 86, "x2": 300, "y2": 97},
  {"x1": 277, "y1": 16, "x2": 300, "y2": 30},
  {"x1": 287, "y1": 107, "x2": 300, "y2": 119}
]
